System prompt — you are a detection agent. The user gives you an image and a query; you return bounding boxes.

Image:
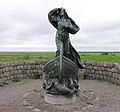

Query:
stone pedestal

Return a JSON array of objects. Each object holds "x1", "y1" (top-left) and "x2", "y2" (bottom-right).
[{"x1": 44, "y1": 92, "x2": 76, "y2": 105}]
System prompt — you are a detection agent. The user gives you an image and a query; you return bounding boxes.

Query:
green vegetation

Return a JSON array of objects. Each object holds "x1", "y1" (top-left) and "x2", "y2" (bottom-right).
[
  {"x1": 0, "y1": 82, "x2": 5, "y2": 87},
  {"x1": 80, "y1": 52, "x2": 120, "y2": 64},
  {"x1": 0, "y1": 52, "x2": 55, "y2": 62},
  {"x1": 0, "y1": 52, "x2": 120, "y2": 64},
  {"x1": 12, "y1": 78, "x2": 21, "y2": 82},
  {"x1": 0, "y1": 82, "x2": 8, "y2": 87},
  {"x1": 31, "y1": 73, "x2": 41, "y2": 79}
]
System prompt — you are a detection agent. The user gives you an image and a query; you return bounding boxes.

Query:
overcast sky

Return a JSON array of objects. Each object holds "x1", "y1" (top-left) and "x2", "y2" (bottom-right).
[{"x1": 0, "y1": 0, "x2": 120, "y2": 52}]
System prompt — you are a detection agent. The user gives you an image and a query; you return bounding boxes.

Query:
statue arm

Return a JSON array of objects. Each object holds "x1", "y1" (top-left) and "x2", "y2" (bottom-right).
[
  {"x1": 48, "y1": 8, "x2": 60, "y2": 21},
  {"x1": 66, "y1": 17, "x2": 80, "y2": 34},
  {"x1": 69, "y1": 18, "x2": 80, "y2": 31}
]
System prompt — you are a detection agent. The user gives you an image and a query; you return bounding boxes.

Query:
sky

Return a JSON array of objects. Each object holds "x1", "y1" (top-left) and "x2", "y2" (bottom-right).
[{"x1": 0, "y1": 0, "x2": 120, "y2": 52}]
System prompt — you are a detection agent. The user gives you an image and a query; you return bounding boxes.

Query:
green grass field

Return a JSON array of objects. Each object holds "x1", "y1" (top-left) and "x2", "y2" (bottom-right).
[
  {"x1": 0, "y1": 52, "x2": 120, "y2": 64},
  {"x1": 80, "y1": 53, "x2": 120, "y2": 64},
  {"x1": 0, "y1": 52, "x2": 55, "y2": 62}
]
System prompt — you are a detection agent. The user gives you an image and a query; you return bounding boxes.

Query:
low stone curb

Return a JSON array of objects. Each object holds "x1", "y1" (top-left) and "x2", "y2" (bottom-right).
[
  {"x1": 21, "y1": 89, "x2": 97, "y2": 112},
  {"x1": 21, "y1": 91, "x2": 42, "y2": 112}
]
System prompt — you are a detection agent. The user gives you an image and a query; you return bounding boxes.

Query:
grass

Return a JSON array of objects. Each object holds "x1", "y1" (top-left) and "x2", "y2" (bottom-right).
[
  {"x1": 0, "y1": 82, "x2": 8, "y2": 87},
  {"x1": 0, "y1": 52, "x2": 55, "y2": 62},
  {"x1": 0, "y1": 52, "x2": 120, "y2": 64},
  {"x1": 0, "y1": 82, "x2": 5, "y2": 87},
  {"x1": 12, "y1": 78, "x2": 21, "y2": 82},
  {"x1": 80, "y1": 53, "x2": 120, "y2": 64}
]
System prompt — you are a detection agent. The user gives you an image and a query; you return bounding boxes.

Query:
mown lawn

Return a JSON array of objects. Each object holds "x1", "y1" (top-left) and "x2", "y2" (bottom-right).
[{"x1": 0, "y1": 52, "x2": 120, "y2": 64}]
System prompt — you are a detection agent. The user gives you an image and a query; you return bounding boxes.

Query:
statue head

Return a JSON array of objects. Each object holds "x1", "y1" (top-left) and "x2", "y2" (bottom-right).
[
  {"x1": 57, "y1": 8, "x2": 68, "y2": 19},
  {"x1": 59, "y1": 8, "x2": 65, "y2": 16}
]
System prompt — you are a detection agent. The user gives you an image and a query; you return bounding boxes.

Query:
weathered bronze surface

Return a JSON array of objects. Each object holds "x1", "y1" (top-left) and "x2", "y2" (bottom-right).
[{"x1": 43, "y1": 8, "x2": 85, "y2": 96}]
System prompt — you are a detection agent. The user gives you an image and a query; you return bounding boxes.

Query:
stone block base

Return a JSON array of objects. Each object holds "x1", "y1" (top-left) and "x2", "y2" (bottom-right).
[{"x1": 44, "y1": 92, "x2": 76, "y2": 105}]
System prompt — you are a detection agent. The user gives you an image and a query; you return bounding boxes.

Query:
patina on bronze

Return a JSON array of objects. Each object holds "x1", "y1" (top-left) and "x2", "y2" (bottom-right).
[{"x1": 43, "y1": 8, "x2": 85, "y2": 96}]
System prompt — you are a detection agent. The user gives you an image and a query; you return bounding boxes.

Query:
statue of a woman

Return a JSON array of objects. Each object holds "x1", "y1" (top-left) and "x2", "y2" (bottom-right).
[
  {"x1": 48, "y1": 8, "x2": 85, "y2": 69},
  {"x1": 43, "y1": 8, "x2": 85, "y2": 96}
]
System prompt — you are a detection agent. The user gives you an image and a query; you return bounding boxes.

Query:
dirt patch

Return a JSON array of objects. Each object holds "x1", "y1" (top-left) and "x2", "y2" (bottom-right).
[
  {"x1": 0, "y1": 79, "x2": 120, "y2": 112},
  {"x1": 27, "y1": 80, "x2": 120, "y2": 112},
  {"x1": 27, "y1": 89, "x2": 96, "y2": 112}
]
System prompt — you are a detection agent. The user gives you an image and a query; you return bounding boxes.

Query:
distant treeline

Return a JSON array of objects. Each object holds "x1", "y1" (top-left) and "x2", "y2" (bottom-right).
[{"x1": 79, "y1": 51, "x2": 120, "y2": 53}]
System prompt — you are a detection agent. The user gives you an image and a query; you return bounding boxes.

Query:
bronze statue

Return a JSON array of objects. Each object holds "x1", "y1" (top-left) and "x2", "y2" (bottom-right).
[{"x1": 43, "y1": 8, "x2": 85, "y2": 96}]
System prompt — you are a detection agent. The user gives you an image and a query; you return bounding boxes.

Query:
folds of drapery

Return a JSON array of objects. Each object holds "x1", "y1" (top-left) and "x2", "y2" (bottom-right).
[{"x1": 48, "y1": 8, "x2": 80, "y2": 34}]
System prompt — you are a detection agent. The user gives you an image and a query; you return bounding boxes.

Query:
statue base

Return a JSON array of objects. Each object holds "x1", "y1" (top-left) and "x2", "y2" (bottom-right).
[{"x1": 44, "y1": 92, "x2": 76, "y2": 105}]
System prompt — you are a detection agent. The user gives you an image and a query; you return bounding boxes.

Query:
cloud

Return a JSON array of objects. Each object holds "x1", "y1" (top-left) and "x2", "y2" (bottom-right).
[{"x1": 0, "y1": 0, "x2": 120, "y2": 51}]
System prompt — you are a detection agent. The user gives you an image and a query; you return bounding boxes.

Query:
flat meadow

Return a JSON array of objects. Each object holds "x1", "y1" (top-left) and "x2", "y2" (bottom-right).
[{"x1": 0, "y1": 52, "x2": 120, "y2": 64}]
